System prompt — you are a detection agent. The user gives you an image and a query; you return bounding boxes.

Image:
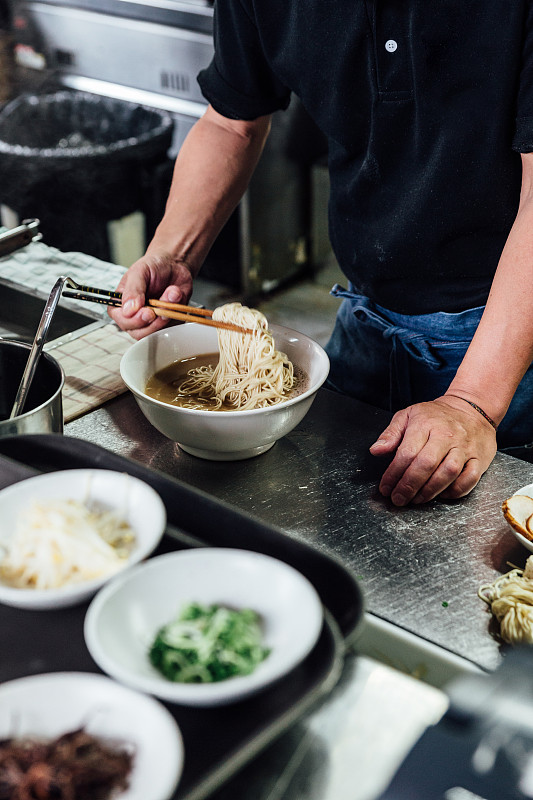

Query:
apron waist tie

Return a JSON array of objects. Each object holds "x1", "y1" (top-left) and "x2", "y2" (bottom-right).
[{"x1": 331, "y1": 284, "x2": 447, "y2": 408}]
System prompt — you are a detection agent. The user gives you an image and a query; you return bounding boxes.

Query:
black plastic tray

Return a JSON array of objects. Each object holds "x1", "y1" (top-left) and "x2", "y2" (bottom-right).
[{"x1": 0, "y1": 434, "x2": 364, "y2": 800}]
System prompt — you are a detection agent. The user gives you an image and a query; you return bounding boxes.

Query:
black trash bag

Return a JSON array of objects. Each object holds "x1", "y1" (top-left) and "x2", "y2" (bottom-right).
[{"x1": 0, "y1": 90, "x2": 174, "y2": 260}]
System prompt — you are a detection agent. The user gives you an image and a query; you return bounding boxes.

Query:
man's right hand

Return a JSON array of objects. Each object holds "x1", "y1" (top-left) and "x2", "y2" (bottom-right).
[
  {"x1": 108, "y1": 105, "x2": 272, "y2": 340},
  {"x1": 108, "y1": 251, "x2": 194, "y2": 340}
]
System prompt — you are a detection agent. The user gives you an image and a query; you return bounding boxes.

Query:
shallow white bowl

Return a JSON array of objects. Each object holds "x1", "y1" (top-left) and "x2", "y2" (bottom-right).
[
  {"x1": 84, "y1": 548, "x2": 323, "y2": 706},
  {"x1": 0, "y1": 672, "x2": 184, "y2": 800},
  {"x1": 505, "y1": 483, "x2": 533, "y2": 553},
  {"x1": 120, "y1": 322, "x2": 330, "y2": 460},
  {"x1": 0, "y1": 469, "x2": 166, "y2": 609}
]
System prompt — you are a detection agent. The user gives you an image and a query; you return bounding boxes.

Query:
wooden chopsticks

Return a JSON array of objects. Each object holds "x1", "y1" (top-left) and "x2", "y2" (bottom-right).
[
  {"x1": 144, "y1": 299, "x2": 256, "y2": 334},
  {"x1": 62, "y1": 281, "x2": 256, "y2": 335}
]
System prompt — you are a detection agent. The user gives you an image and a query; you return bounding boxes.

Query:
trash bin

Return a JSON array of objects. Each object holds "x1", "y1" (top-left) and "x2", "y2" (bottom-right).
[{"x1": 0, "y1": 90, "x2": 174, "y2": 261}]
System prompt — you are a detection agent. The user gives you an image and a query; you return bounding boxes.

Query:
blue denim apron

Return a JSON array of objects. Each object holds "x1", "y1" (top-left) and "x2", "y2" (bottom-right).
[{"x1": 325, "y1": 284, "x2": 533, "y2": 453}]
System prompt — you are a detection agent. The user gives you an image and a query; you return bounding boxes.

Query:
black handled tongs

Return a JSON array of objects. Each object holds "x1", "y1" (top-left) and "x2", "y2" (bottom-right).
[
  {"x1": 62, "y1": 278, "x2": 254, "y2": 334},
  {"x1": 62, "y1": 277, "x2": 123, "y2": 308},
  {"x1": 0, "y1": 219, "x2": 42, "y2": 257}
]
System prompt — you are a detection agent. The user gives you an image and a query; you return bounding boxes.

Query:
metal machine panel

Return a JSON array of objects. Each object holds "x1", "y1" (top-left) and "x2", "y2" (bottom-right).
[
  {"x1": 12, "y1": 0, "x2": 214, "y2": 32},
  {"x1": 14, "y1": 2, "x2": 213, "y2": 106}
]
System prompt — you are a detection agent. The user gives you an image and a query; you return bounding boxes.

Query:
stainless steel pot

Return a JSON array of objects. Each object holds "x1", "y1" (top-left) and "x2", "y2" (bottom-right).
[{"x1": 0, "y1": 339, "x2": 64, "y2": 436}]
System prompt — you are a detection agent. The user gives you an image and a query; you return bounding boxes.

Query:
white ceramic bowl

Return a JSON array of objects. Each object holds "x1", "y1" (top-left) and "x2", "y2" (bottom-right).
[
  {"x1": 0, "y1": 469, "x2": 167, "y2": 609},
  {"x1": 84, "y1": 548, "x2": 324, "y2": 706},
  {"x1": 120, "y1": 322, "x2": 330, "y2": 460},
  {"x1": 0, "y1": 672, "x2": 184, "y2": 800},
  {"x1": 505, "y1": 483, "x2": 533, "y2": 553}
]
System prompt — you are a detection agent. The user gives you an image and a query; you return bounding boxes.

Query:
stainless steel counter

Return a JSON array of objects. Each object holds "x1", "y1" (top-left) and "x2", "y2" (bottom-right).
[
  {"x1": 7, "y1": 235, "x2": 528, "y2": 677},
  {"x1": 69, "y1": 384, "x2": 533, "y2": 798},
  {"x1": 67, "y1": 385, "x2": 533, "y2": 674},
  {"x1": 5, "y1": 236, "x2": 528, "y2": 672},
  {"x1": 3, "y1": 240, "x2": 530, "y2": 799}
]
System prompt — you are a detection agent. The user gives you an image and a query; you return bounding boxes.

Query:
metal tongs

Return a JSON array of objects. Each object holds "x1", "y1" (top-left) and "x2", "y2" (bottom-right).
[
  {"x1": 9, "y1": 276, "x2": 67, "y2": 419},
  {"x1": 63, "y1": 278, "x2": 255, "y2": 334},
  {"x1": 0, "y1": 219, "x2": 42, "y2": 257},
  {"x1": 9, "y1": 270, "x2": 256, "y2": 419}
]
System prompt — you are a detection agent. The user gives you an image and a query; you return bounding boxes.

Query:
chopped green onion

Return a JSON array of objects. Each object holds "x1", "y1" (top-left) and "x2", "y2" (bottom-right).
[{"x1": 149, "y1": 602, "x2": 270, "y2": 683}]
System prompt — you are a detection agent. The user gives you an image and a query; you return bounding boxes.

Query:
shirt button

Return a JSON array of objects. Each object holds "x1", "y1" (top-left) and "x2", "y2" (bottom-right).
[{"x1": 385, "y1": 39, "x2": 398, "y2": 52}]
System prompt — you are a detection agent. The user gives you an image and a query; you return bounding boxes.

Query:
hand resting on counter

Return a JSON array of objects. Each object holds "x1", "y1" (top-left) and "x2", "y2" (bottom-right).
[{"x1": 370, "y1": 395, "x2": 498, "y2": 506}]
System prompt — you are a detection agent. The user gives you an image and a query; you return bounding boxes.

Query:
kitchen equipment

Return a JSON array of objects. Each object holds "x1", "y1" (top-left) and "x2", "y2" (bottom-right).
[
  {"x1": 0, "y1": 338, "x2": 64, "y2": 436},
  {"x1": 119, "y1": 321, "x2": 330, "y2": 460},
  {"x1": 9, "y1": 0, "x2": 312, "y2": 294},
  {"x1": 0, "y1": 90, "x2": 174, "y2": 263},
  {"x1": 0, "y1": 217, "x2": 41, "y2": 257},
  {"x1": 10, "y1": 274, "x2": 66, "y2": 417},
  {"x1": 378, "y1": 648, "x2": 533, "y2": 800},
  {"x1": 62, "y1": 277, "x2": 256, "y2": 333}
]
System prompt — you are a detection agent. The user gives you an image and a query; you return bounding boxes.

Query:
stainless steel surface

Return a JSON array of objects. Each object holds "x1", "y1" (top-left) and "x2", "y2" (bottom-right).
[
  {"x1": 0, "y1": 249, "x2": 465, "y2": 799},
  {"x1": 0, "y1": 339, "x2": 64, "y2": 435},
  {"x1": 0, "y1": 280, "x2": 102, "y2": 341},
  {"x1": 207, "y1": 650, "x2": 448, "y2": 800},
  {"x1": 14, "y1": 0, "x2": 215, "y2": 31},
  {"x1": 0, "y1": 247, "x2": 500, "y2": 799},
  {"x1": 0, "y1": 243, "x2": 465, "y2": 800},
  {"x1": 66, "y1": 386, "x2": 533, "y2": 674},
  {"x1": 23, "y1": 3, "x2": 214, "y2": 106},
  {"x1": 10, "y1": 276, "x2": 67, "y2": 417},
  {"x1": 0, "y1": 219, "x2": 41, "y2": 257}
]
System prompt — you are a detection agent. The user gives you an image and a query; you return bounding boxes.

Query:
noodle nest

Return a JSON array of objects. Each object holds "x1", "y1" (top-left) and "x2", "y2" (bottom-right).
[
  {"x1": 179, "y1": 302, "x2": 294, "y2": 411},
  {"x1": 478, "y1": 556, "x2": 533, "y2": 645}
]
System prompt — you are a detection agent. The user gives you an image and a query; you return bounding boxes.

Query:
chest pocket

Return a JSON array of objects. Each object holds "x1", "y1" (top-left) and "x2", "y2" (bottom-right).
[{"x1": 366, "y1": 0, "x2": 414, "y2": 100}]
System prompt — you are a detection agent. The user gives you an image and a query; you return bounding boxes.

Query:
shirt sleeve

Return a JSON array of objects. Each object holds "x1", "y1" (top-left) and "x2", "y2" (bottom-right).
[
  {"x1": 197, "y1": 0, "x2": 291, "y2": 120},
  {"x1": 513, "y1": 2, "x2": 533, "y2": 152}
]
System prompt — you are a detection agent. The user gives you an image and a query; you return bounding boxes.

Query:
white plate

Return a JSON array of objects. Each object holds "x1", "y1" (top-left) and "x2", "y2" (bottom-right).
[
  {"x1": 0, "y1": 671, "x2": 184, "y2": 800},
  {"x1": 0, "y1": 469, "x2": 166, "y2": 609},
  {"x1": 85, "y1": 548, "x2": 324, "y2": 707},
  {"x1": 507, "y1": 483, "x2": 533, "y2": 553}
]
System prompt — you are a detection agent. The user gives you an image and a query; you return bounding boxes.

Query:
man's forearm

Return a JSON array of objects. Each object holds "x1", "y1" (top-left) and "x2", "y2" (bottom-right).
[
  {"x1": 146, "y1": 105, "x2": 272, "y2": 275},
  {"x1": 446, "y1": 154, "x2": 533, "y2": 425}
]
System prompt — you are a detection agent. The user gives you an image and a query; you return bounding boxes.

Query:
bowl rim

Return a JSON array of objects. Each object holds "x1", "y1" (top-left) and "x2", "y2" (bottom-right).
[
  {"x1": 0, "y1": 337, "x2": 65, "y2": 423},
  {"x1": 507, "y1": 483, "x2": 533, "y2": 553},
  {"x1": 120, "y1": 322, "x2": 330, "y2": 417},
  {"x1": 84, "y1": 547, "x2": 325, "y2": 706},
  {"x1": 0, "y1": 468, "x2": 167, "y2": 604},
  {"x1": 0, "y1": 670, "x2": 185, "y2": 800}
]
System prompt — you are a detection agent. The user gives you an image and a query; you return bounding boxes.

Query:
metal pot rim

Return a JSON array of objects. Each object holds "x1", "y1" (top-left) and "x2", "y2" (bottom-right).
[{"x1": 0, "y1": 338, "x2": 65, "y2": 424}]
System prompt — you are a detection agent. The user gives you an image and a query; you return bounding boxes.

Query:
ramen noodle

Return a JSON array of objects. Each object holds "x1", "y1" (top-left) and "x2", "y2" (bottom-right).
[
  {"x1": 478, "y1": 557, "x2": 533, "y2": 644},
  {"x1": 177, "y1": 302, "x2": 294, "y2": 410}
]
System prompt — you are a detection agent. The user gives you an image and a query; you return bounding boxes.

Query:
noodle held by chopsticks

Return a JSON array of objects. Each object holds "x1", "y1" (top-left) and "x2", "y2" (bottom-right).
[{"x1": 179, "y1": 302, "x2": 294, "y2": 410}]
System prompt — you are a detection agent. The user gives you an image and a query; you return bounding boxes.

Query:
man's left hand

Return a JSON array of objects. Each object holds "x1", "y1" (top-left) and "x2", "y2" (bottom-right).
[{"x1": 369, "y1": 396, "x2": 498, "y2": 506}]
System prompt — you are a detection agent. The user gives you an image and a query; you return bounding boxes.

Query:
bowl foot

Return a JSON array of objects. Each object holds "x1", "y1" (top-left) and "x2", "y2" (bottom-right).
[{"x1": 177, "y1": 442, "x2": 276, "y2": 461}]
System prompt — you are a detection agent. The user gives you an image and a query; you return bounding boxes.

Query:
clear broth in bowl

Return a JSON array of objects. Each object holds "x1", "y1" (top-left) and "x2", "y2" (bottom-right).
[{"x1": 145, "y1": 353, "x2": 307, "y2": 411}]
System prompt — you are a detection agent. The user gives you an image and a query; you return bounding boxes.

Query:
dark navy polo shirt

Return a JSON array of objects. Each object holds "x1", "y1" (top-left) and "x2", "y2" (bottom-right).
[{"x1": 198, "y1": 1, "x2": 533, "y2": 314}]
